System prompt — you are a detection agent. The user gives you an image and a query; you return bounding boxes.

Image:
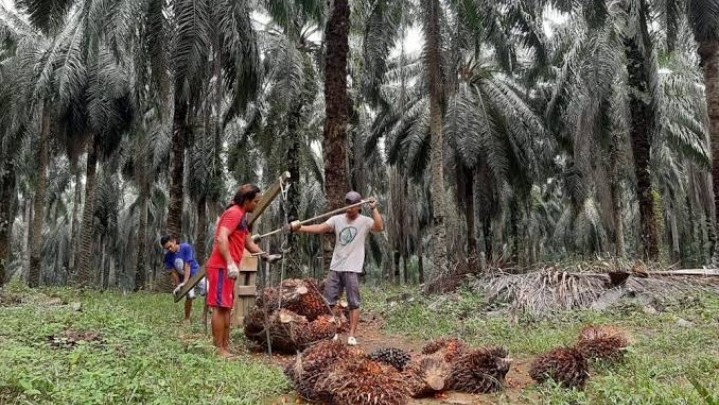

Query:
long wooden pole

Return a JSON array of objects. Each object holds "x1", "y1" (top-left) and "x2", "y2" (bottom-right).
[{"x1": 249, "y1": 199, "x2": 370, "y2": 242}]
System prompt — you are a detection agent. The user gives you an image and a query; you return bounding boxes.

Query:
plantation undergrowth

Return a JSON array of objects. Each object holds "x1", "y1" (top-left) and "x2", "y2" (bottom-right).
[{"x1": 1, "y1": 278, "x2": 718, "y2": 404}]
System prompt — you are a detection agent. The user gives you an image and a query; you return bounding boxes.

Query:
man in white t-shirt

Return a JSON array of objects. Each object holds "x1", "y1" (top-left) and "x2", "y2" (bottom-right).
[{"x1": 288, "y1": 191, "x2": 384, "y2": 346}]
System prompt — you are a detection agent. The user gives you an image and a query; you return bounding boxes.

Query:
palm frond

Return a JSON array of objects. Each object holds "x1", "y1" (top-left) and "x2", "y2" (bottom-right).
[
  {"x1": 359, "y1": 0, "x2": 410, "y2": 107},
  {"x1": 17, "y1": 0, "x2": 74, "y2": 35},
  {"x1": 172, "y1": 0, "x2": 211, "y2": 100},
  {"x1": 687, "y1": 0, "x2": 719, "y2": 42}
]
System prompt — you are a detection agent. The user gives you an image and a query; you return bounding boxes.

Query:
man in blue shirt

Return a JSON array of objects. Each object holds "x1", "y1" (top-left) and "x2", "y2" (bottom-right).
[{"x1": 160, "y1": 235, "x2": 207, "y2": 324}]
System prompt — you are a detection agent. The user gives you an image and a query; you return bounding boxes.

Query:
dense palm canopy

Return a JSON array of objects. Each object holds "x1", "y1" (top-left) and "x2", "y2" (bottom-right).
[{"x1": 0, "y1": 0, "x2": 717, "y2": 291}]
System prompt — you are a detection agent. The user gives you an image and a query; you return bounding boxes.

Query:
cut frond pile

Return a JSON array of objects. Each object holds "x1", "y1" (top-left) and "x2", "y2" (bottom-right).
[
  {"x1": 486, "y1": 269, "x2": 607, "y2": 313},
  {"x1": 484, "y1": 266, "x2": 719, "y2": 314}
]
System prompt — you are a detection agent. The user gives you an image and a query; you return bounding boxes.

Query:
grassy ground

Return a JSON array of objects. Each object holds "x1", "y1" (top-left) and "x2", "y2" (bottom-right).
[
  {"x1": 0, "y1": 281, "x2": 288, "y2": 405},
  {"x1": 364, "y1": 285, "x2": 719, "y2": 404},
  {"x1": 1, "y1": 279, "x2": 718, "y2": 404}
]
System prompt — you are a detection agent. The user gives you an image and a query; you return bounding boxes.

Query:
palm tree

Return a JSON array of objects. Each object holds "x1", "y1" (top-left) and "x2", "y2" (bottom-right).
[
  {"x1": 166, "y1": 0, "x2": 261, "y2": 239},
  {"x1": 0, "y1": 9, "x2": 27, "y2": 287},
  {"x1": 0, "y1": 7, "x2": 55, "y2": 288},
  {"x1": 543, "y1": 2, "x2": 711, "y2": 261},
  {"x1": 241, "y1": 15, "x2": 323, "y2": 275},
  {"x1": 657, "y1": 0, "x2": 719, "y2": 264},
  {"x1": 614, "y1": 0, "x2": 661, "y2": 260},
  {"x1": 423, "y1": 0, "x2": 451, "y2": 282},
  {"x1": 71, "y1": 51, "x2": 133, "y2": 287}
]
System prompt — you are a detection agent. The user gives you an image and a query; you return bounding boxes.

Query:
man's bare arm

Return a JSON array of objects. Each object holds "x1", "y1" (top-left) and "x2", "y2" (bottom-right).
[
  {"x1": 244, "y1": 236, "x2": 264, "y2": 255},
  {"x1": 370, "y1": 207, "x2": 384, "y2": 233},
  {"x1": 182, "y1": 263, "x2": 191, "y2": 284},
  {"x1": 296, "y1": 223, "x2": 333, "y2": 234},
  {"x1": 216, "y1": 227, "x2": 234, "y2": 265}
]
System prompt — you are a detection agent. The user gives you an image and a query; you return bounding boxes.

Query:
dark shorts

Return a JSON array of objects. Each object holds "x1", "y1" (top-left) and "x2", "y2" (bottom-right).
[
  {"x1": 323, "y1": 271, "x2": 361, "y2": 309},
  {"x1": 206, "y1": 267, "x2": 234, "y2": 309}
]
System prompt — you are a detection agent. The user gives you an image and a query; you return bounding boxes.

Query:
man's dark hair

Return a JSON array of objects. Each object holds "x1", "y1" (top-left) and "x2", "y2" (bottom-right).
[
  {"x1": 228, "y1": 184, "x2": 261, "y2": 208},
  {"x1": 159, "y1": 235, "x2": 174, "y2": 247}
]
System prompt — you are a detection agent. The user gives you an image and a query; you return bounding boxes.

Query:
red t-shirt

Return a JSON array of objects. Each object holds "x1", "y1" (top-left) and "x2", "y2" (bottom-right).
[{"x1": 206, "y1": 205, "x2": 249, "y2": 268}]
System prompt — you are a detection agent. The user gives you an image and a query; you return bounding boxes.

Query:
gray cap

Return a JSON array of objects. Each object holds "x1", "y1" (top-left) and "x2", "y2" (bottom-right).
[{"x1": 345, "y1": 191, "x2": 362, "y2": 204}]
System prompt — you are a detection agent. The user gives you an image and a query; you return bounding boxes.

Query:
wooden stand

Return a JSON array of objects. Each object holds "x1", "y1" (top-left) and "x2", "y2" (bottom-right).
[{"x1": 231, "y1": 249, "x2": 259, "y2": 327}]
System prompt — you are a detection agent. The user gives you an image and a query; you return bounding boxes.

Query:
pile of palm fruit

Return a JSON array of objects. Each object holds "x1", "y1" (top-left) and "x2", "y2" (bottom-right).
[
  {"x1": 283, "y1": 325, "x2": 630, "y2": 404},
  {"x1": 285, "y1": 337, "x2": 512, "y2": 405},
  {"x1": 243, "y1": 278, "x2": 348, "y2": 353},
  {"x1": 530, "y1": 325, "x2": 630, "y2": 389}
]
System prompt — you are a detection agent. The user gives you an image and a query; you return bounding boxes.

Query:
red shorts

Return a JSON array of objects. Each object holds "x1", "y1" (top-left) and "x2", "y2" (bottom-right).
[{"x1": 206, "y1": 267, "x2": 235, "y2": 309}]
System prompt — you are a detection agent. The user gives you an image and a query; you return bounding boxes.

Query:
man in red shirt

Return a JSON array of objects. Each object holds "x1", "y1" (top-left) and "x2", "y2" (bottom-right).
[{"x1": 206, "y1": 184, "x2": 269, "y2": 358}]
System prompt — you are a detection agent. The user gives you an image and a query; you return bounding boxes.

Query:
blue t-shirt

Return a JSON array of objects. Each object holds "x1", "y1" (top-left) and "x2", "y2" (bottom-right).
[{"x1": 164, "y1": 243, "x2": 199, "y2": 278}]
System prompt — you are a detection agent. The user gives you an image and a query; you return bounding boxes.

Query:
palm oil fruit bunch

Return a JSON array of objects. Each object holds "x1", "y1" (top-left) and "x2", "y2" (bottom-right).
[
  {"x1": 284, "y1": 340, "x2": 363, "y2": 403},
  {"x1": 304, "y1": 314, "x2": 339, "y2": 344},
  {"x1": 448, "y1": 346, "x2": 512, "y2": 394},
  {"x1": 530, "y1": 347, "x2": 589, "y2": 389},
  {"x1": 293, "y1": 279, "x2": 330, "y2": 321},
  {"x1": 315, "y1": 357, "x2": 408, "y2": 405},
  {"x1": 401, "y1": 355, "x2": 452, "y2": 398},
  {"x1": 575, "y1": 325, "x2": 629, "y2": 364},
  {"x1": 421, "y1": 337, "x2": 468, "y2": 362},
  {"x1": 368, "y1": 347, "x2": 412, "y2": 371}
]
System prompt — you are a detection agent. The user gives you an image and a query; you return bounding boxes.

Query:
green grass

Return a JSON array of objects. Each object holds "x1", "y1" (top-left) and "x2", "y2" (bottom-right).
[
  {"x1": 1, "y1": 279, "x2": 718, "y2": 404},
  {"x1": 0, "y1": 281, "x2": 288, "y2": 405},
  {"x1": 364, "y1": 285, "x2": 719, "y2": 404}
]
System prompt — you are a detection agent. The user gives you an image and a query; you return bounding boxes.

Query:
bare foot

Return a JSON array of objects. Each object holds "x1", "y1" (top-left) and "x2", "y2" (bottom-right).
[{"x1": 217, "y1": 349, "x2": 236, "y2": 359}]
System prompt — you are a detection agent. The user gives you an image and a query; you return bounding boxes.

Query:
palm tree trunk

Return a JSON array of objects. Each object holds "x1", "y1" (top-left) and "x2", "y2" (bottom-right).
[
  {"x1": 196, "y1": 34, "x2": 220, "y2": 267},
  {"x1": 69, "y1": 166, "x2": 83, "y2": 272},
  {"x1": 75, "y1": 139, "x2": 99, "y2": 287},
  {"x1": 134, "y1": 168, "x2": 149, "y2": 291},
  {"x1": 424, "y1": 0, "x2": 451, "y2": 288},
  {"x1": 322, "y1": 0, "x2": 351, "y2": 270},
  {"x1": 168, "y1": 97, "x2": 188, "y2": 238},
  {"x1": 284, "y1": 99, "x2": 303, "y2": 278},
  {"x1": 195, "y1": 194, "x2": 207, "y2": 262},
  {"x1": 403, "y1": 253, "x2": 409, "y2": 284},
  {"x1": 0, "y1": 159, "x2": 17, "y2": 289},
  {"x1": 697, "y1": 40, "x2": 719, "y2": 264},
  {"x1": 417, "y1": 238, "x2": 424, "y2": 284},
  {"x1": 22, "y1": 200, "x2": 31, "y2": 279},
  {"x1": 482, "y1": 216, "x2": 493, "y2": 263},
  {"x1": 28, "y1": 110, "x2": 50, "y2": 288},
  {"x1": 100, "y1": 236, "x2": 109, "y2": 289},
  {"x1": 476, "y1": 159, "x2": 494, "y2": 263},
  {"x1": 611, "y1": 184, "x2": 625, "y2": 257},
  {"x1": 108, "y1": 255, "x2": 117, "y2": 289},
  {"x1": 610, "y1": 133, "x2": 625, "y2": 257},
  {"x1": 623, "y1": 0, "x2": 659, "y2": 261},
  {"x1": 393, "y1": 250, "x2": 401, "y2": 283},
  {"x1": 668, "y1": 203, "x2": 681, "y2": 262},
  {"x1": 509, "y1": 199, "x2": 519, "y2": 263},
  {"x1": 458, "y1": 166, "x2": 477, "y2": 256}
]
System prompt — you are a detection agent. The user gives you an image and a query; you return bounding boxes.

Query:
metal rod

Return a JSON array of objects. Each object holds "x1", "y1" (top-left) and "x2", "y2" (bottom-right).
[{"x1": 251, "y1": 199, "x2": 370, "y2": 242}]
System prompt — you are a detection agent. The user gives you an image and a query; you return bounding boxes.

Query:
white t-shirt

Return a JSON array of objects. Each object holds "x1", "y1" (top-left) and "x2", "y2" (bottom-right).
[{"x1": 325, "y1": 214, "x2": 374, "y2": 273}]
